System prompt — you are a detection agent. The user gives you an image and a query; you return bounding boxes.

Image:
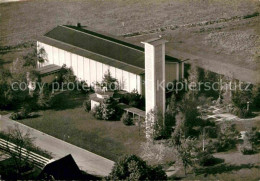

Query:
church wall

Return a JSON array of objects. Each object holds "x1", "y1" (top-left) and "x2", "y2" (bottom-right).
[{"x1": 38, "y1": 41, "x2": 147, "y2": 95}]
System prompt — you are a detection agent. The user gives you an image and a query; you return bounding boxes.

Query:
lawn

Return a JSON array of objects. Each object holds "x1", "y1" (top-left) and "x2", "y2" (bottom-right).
[{"x1": 18, "y1": 91, "x2": 146, "y2": 161}]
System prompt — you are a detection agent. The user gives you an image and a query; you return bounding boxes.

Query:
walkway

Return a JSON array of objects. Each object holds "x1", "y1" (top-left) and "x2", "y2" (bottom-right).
[{"x1": 0, "y1": 115, "x2": 114, "y2": 177}]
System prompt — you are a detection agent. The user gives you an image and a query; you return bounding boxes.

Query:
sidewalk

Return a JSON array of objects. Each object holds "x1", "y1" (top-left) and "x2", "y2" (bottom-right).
[{"x1": 0, "y1": 115, "x2": 114, "y2": 177}]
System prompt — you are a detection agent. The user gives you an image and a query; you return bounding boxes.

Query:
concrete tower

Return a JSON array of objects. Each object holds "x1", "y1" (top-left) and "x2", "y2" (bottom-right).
[{"x1": 142, "y1": 38, "x2": 167, "y2": 137}]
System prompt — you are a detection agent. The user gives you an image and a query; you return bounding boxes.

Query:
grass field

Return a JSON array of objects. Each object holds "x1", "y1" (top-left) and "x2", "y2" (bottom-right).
[{"x1": 18, "y1": 91, "x2": 146, "y2": 161}]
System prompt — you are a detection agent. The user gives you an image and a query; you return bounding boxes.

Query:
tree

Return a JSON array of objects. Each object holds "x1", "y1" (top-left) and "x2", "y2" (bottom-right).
[
  {"x1": 83, "y1": 96, "x2": 91, "y2": 112},
  {"x1": 37, "y1": 86, "x2": 53, "y2": 109},
  {"x1": 178, "y1": 138, "x2": 196, "y2": 175},
  {"x1": 23, "y1": 46, "x2": 47, "y2": 67},
  {"x1": 101, "y1": 70, "x2": 118, "y2": 91},
  {"x1": 240, "y1": 127, "x2": 260, "y2": 154},
  {"x1": 101, "y1": 97, "x2": 117, "y2": 120},
  {"x1": 246, "y1": 127, "x2": 260, "y2": 146},
  {"x1": 57, "y1": 64, "x2": 76, "y2": 84},
  {"x1": 91, "y1": 97, "x2": 117, "y2": 120},
  {"x1": 0, "y1": 125, "x2": 34, "y2": 178},
  {"x1": 146, "y1": 108, "x2": 164, "y2": 140},
  {"x1": 107, "y1": 155, "x2": 167, "y2": 180},
  {"x1": 0, "y1": 63, "x2": 30, "y2": 110},
  {"x1": 231, "y1": 82, "x2": 256, "y2": 118},
  {"x1": 215, "y1": 122, "x2": 240, "y2": 152},
  {"x1": 164, "y1": 94, "x2": 177, "y2": 138},
  {"x1": 172, "y1": 112, "x2": 185, "y2": 147},
  {"x1": 177, "y1": 93, "x2": 202, "y2": 137},
  {"x1": 128, "y1": 89, "x2": 145, "y2": 109}
]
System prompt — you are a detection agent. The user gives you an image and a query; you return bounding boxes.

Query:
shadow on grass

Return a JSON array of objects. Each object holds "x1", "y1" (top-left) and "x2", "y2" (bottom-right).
[
  {"x1": 0, "y1": 59, "x2": 12, "y2": 66},
  {"x1": 51, "y1": 91, "x2": 86, "y2": 111},
  {"x1": 204, "y1": 157, "x2": 225, "y2": 166},
  {"x1": 195, "y1": 163, "x2": 260, "y2": 175},
  {"x1": 28, "y1": 113, "x2": 41, "y2": 119}
]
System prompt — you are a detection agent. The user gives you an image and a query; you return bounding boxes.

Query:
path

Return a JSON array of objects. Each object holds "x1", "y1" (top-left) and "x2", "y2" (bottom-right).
[{"x1": 0, "y1": 115, "x2": 114, "y2": 177}]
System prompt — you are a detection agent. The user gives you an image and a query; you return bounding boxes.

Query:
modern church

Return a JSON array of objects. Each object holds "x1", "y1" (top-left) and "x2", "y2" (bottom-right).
[{"x1": 37, "y1": 25, "x2": 184, "y2": 116}]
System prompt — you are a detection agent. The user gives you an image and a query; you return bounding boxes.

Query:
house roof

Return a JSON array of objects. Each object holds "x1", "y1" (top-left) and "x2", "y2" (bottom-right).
[
  {"x1": 38, "y1": 154, "x2": 99, "y2": 180},
  {"x1": 38, "y1": 25, "x2": 181, "y2": 75},
  {"x1": 37, "y1": 64, "x2": 61, "y2": 75}
]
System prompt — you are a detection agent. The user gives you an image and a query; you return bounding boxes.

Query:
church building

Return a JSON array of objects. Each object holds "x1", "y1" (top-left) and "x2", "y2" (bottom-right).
[{"x1": 37, "y1": 25, "x2": 184, "y2": 117}]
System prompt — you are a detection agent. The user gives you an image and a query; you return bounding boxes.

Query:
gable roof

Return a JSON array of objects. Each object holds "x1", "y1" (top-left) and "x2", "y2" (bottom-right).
[
  {"x1": 38, "y1": 154, "x2": 99, "y2": 180},
  {"x1": 38, "y1": 25, "x2": 181, "y2": 75},
  {"x1": 38, "y1": 154, "x2": 82, "y2": 180}
]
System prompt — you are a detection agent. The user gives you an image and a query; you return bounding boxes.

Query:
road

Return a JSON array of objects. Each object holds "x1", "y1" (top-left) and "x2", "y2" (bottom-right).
[{"x1": 0, "y1": 114, "x2": 114, "y2": 177}]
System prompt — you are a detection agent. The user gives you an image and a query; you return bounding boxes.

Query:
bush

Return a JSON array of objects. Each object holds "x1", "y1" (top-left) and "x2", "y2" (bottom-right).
[
  {"x1": 107, "y1": 155, "x2": 167, "y2": 180},
  {"x1": 247, "y1": 127, "x2": 260, "y2": 146},
  {"x1": 121, "y1": 90, "x2": 145, "y2": 110},
  {"x1": 215, "y1": 123, "x2": 240, "y2": 152},
  {"x1": 37, "y1": 87, "x2": 53, "y2": 109},
  {"x1": 197, "y1": 151, "x2": 216, "y2": 166},
  {"x1": 83, "y1": 99, "x2": 91, "y2": 112},
  {"x1": 91, "y1": 97, "x2": 117, "y2": 120},
  {"x1": 91, "y1": 105, "x2": 103, "y2": 120},
  {"x1": 10, "y1": 112, "x2": 22, "y2": 120},
  {"x1": 10, "y1": 105, "x2": 32, "y2": 120},
  {"x1": 240, "y1": 143, "x2": 256, "y2": 155},
  {"x1": 163, "y1": 110, "x2": 176, "y2": 138},
  {"x1": 232, "y1": 107, "x2": 252, "y2": 118},
  {"x1": 121, "y1": 112, "x2": 133, "y2": 126}
]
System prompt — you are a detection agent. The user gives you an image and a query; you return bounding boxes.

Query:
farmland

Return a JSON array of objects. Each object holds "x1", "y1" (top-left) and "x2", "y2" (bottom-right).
[{"x1": 0, "y1": 0, "x2": 259, "y2": 83}]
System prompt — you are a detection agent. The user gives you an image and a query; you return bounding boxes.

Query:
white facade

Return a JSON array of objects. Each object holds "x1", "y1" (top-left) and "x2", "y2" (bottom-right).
[
  {"x1": 142, "y1": 38, "x2": 167, "y2": 117},
  {"x1": 37, "y1": 42, "x2": 142, "y2": 94}
]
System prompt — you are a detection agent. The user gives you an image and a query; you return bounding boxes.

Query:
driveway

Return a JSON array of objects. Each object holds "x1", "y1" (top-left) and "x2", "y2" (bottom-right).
[{"x1": 0, "y1": 115, "x2": 114, "y2": 177}]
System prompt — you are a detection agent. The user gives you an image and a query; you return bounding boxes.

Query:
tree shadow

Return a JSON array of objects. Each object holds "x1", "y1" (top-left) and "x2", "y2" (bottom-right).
[
  {"x1": 0, "y1": 59, "x2": 12, "y2": 67},
  {"x1": 195, "y1": 163, "x2": 260, "y2": 175},
  {"x1": 27, "y1": 113, "x2": 41, "y2": 119},
  {"x1": 51, "y1": 91, "x2": 86, "y2": 111}
]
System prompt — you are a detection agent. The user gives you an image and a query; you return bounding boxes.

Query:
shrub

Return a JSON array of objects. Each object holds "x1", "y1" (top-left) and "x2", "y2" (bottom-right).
[
  {"x1": 107, "y1": 155, "x2": 167, "y2": 180},
  {"x1": 197, "y1": 151, "x2": 216, "y2": 166},
  {"x1": 215, "y1": 123, "x2": 240, "y2": 152},
  {"x1": 240, "y1": 143, "x2": 256, "y2": 155},
  {"x1": 232, "y1": 107, "x2": 252, "y2": 118},
  {"x1": 121, "y1": 90, "x2": 145, "y2": 110},
  {"x1": 243, "y1": 12, "x2": 259, "y2": 19},
  {"x1": 37, "y1": 89, "x2": 53, "y2": 109},
  {"x1": 247, "y1": 127, "x2": 260, "y2": 146},
  {"x1": 83, "y1": 99, "x2": 91, "y2": 112},
  {"x1": 239, "y1": 127, "x2": 259, "y2": 155},
  {"x1": 100, "y1": 97, "x2": 117, "y2": 120},
  {"x1": 91, "y1": 97, "x2": 117, "y2": 120},
  {"x1": 91, "y1": 105, "x2": 103, "y2": 120},
  {"x1": 146, "y1": 108, "x2": 165, "y2": 140},
  {"x1": 163, "y1": 109, "x2": 176, "y2": 138},
  {"x1": 10, "y1": 104, "x2": 32, "y2": 120},
  {"x1": 10, "y1": 112, "x2": 22, "y2": 120},
  {"x1": 121, "y1": 112, "x2": 133, "y2": 126}
]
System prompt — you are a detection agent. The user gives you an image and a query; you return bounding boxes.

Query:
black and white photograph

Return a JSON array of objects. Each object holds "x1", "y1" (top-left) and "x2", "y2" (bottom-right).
[{"x1": 0, "y1": 0, "x2": 259, "y2": 180}]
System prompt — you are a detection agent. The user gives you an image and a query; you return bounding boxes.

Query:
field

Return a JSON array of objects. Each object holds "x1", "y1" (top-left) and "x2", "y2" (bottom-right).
[{"x1": 0, "y1": 0, "x2": 259, "y2": 83}]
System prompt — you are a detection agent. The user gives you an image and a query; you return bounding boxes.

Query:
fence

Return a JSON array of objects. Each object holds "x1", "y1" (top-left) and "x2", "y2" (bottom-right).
[{"x1": 0, "y1": 138, "x2": 53, "y2": 169}]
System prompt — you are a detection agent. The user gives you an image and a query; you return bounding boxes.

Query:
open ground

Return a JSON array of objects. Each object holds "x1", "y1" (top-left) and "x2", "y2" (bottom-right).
[{"x1": 0, "y1": 0, "x2": 259, "y2": 83}]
